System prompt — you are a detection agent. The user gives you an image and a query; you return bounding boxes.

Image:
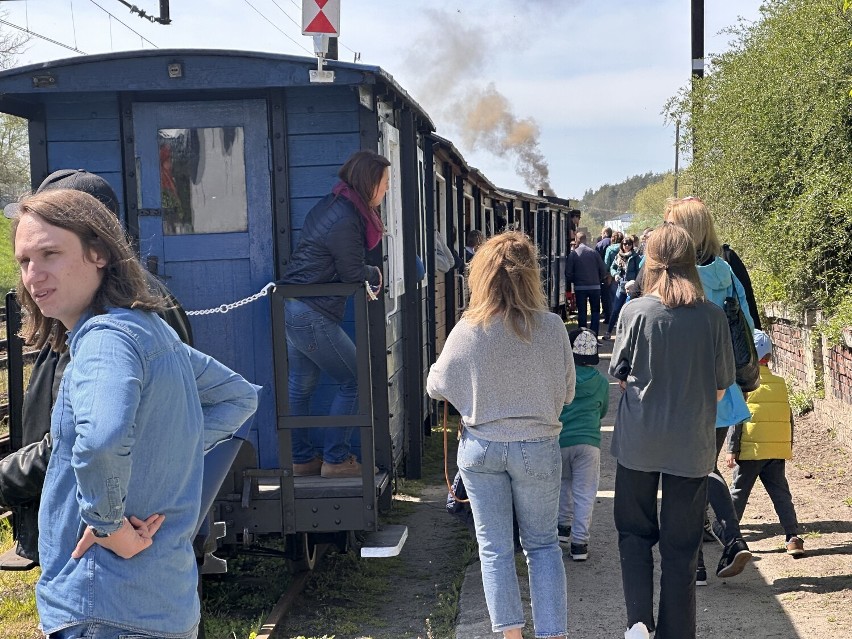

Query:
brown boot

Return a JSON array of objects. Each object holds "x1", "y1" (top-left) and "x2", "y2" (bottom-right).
[
  {"x1": 293, "y1": 457, "x2": 322, "y2": 477},
  {"x1": 321, "y1": 455, "x2": 362, "y2": 478}
]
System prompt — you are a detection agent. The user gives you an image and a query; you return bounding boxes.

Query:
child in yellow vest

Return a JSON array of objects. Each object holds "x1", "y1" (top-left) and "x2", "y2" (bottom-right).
[{"x1": 725, "y1": 329, "x2": 804, "y2": 556}]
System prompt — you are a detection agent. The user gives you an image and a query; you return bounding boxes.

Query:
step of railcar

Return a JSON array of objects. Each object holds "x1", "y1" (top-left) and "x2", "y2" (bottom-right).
[{"x1": 360, "y1": 524, "x2": 408, "y2": 558}]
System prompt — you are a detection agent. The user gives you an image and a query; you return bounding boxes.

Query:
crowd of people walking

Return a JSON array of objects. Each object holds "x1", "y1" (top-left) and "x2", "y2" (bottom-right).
[
  {"x1": 432, "y1": 196, "x2": 802, "y2": 639},
  {"x1": 0, "y1": 153, "x2": 802, "y2": 639}
]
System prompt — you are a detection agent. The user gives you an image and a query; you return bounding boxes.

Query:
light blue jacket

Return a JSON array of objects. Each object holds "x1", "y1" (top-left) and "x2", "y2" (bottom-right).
[
  {"x1": 698, "y1": 257, "x2": 754, "y2": 428},
  {"x1": 37, "y1": 308, "x2": 259, "y2": 636}
]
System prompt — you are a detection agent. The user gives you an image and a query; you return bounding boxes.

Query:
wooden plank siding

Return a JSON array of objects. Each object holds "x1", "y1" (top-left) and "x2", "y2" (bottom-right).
[{"x1": 43, "y1": 98, "x2": 124, "y2": 213}]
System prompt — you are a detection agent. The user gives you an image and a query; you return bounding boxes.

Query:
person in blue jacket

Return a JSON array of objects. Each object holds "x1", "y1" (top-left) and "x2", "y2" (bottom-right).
[
  {"x1": 280, "y1": 150, "x2": 388, "y2": 479},
  {"x1": 12, "y1": 188, "x2": 258, "y2": 639},
  {"x1": 666, "y1": 196, "x2": 755, "y2": 583},
  {"x1": 557, "y1": 328, "x2": 609, "y2": 561}
]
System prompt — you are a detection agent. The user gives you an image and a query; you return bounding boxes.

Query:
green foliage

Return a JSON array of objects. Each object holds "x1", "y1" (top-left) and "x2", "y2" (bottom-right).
[
  {"x1": 818, "y1": 291, "x2": 852, "y2": 346},
  {"x1": 580, "y1": 172, "x2": 662, "y2": 228},
  {"x1": 627, "y1": 172, "x2": 697, "y2": 234},
  {"x1": 0, "y1": 519, "x2": 41, "y2": 639},
  {"x1": 786, "y1": 378, "x2": 823, "y2": 416},
  {"x1": 0, "y1": 113, "x2": 30, "y2": 203},
  {"x1": 0, "y1": 213, "x2": 19, "y2": 294},
  {"x1": 669, "y1": 0, "x2": 852, "y2": 317}
]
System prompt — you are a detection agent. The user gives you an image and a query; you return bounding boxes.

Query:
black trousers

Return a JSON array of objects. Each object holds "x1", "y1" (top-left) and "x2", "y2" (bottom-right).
[
  {"x1": 731, "y1": 458, "x2": 798, "y2": 536},
  {"x1": 614, "y1": 463, "x2": 707, "y2": 639},
  {"x1": 575, "y1": 290, "x2": 602, "y2": 336}
]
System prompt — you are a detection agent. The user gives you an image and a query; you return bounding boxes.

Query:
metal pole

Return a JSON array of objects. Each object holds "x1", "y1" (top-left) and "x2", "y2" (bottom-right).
[
  {"x1": 691, "y1": 0, "x2": 704, "y2": 80},
  {"x1": 674, "y1": 120, "x2": 680, "y2": 197}
]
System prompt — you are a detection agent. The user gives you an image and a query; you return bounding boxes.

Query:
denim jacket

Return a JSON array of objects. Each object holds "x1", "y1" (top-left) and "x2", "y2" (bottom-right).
[{"x1": 37, "y1": 308, "x2": 259, "y2": 636}]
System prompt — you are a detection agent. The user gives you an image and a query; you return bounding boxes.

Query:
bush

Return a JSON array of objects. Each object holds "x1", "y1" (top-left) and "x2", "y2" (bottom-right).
[{"x1": 670, "y1": 0, "x2": 852, "y2": 338}]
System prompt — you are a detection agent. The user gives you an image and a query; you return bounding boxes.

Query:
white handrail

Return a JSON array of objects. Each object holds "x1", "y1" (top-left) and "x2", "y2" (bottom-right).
[{"x1": 384, "y1": 233, "x2": 399, "y2": 324}]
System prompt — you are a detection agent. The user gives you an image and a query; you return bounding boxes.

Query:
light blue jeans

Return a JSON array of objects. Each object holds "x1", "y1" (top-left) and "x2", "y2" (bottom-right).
[
  {"x1": 559, "y1": 444, "x2": 601, "y2": 544},
  {"x1": 46, "y1": 622, "x2": 198, "y2": 639},
  {"x1": 458, "y1": 430, "x2": 567, "y2": 638},
  {"x1": 284, "y1": 298, "x2": 358, "y2": 464}
]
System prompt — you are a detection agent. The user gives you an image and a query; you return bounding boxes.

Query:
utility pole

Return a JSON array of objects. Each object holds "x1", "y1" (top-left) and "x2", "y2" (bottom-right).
[
  {"x1": 691, "y1": 0, "x2": 704, "y2": 80},
  {"x1": 688, "y1": 0, "x2": 703, "y2": 192}
]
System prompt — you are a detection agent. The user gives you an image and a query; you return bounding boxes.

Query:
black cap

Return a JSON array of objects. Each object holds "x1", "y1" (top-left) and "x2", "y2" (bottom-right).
[{"x1": 4, "y1": 169, "x2": 120, "y2": 218}]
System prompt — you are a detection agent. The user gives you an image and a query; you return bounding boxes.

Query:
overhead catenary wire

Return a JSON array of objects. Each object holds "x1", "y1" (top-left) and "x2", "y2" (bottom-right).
[
  {"x1": 242, "y1": 0, "x2": 313, "y2": 56},
  {"x1": 88, "y1": 0, "x2": 158, "y2": 47},
  {"x1": 70, "y1": 0, "x2": 79, "y2": 50},
  {"x1": 0, "y1": 18, "x2": 87, "y2": 55}
]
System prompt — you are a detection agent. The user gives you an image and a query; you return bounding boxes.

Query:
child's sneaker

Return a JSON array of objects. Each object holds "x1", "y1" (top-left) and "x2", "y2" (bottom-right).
[
  {"x1": 570, "y1": 543, "x2": 588, "y2": 561},
  {"x1": 786, "y1": 536, "x2": 805, "y2": 557},
  {"x1": 624, "y1": 622, "x2": 650, "y2": 639},
  {"x1": 557, "y1": 524, "x2": 572, "y2": 544}
]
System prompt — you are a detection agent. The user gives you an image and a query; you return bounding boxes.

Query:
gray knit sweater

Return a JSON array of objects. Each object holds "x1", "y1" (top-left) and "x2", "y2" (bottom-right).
[{"x1": 427, "y1": 312, "x2": 576, "y2": 442}]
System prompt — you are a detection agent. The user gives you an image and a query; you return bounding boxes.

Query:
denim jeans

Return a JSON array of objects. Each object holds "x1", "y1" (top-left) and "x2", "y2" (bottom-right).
[
  {"x1": 707, "y1": 427, "x2": 743, "y2": 546},
  {"x1": 47, "y1": 621, "x2": 198, "y2": 639},
  {"x1": 559, "y1": 444, "x2": 601, "y2": 544},
  {"x1": 458, "y1": 430, "x2": 567, "y2": 638},
  {"x1": 614, "y1": 463, "x2": 706, "y2": 639},
  {"x1": 284, "y1": 298, "x2": 358, "y2": 464},
  {"x1": 574, "y1": 290, "x2": 602, "y2": 336},
  {"x1": 607, "y1": 284, "x2": 628, "y2": 330},
  {"x1": 731, "y1": 459, "x2": 798, "y2": 537}
]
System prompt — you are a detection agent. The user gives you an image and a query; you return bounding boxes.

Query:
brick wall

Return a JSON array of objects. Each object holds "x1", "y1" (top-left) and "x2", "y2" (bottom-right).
[
  {"x1": 767, "y1": 318, "x2": 812, "y2": 388},
  {"x1": 826, "y1": 343, "x2": 852, "y2": 405},
  {"x1": 765, "y1": 304, "x2": 852, "y2": 450}
]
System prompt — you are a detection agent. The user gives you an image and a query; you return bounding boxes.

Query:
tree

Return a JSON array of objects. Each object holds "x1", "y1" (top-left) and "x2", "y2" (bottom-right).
[
  {"x1": 628, "y1": 172, "x2": 696, "y2": 234},
  {"x1": 0, "y1": 17, "x2": 30, "y2": 204},
  {"x1": 668, "y1": 0, "x2": 852, "y2": 320}
]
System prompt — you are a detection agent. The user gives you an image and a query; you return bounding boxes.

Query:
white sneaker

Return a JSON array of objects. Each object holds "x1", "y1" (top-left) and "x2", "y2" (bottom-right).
[{"x1": 625, "y1": 622, "x2": 650, "y2": 639}]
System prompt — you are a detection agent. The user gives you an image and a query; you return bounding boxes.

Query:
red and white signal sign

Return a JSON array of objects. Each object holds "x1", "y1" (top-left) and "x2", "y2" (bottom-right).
[{"x1": 302, "y1": 0, "x2": 340, "y2": 36}]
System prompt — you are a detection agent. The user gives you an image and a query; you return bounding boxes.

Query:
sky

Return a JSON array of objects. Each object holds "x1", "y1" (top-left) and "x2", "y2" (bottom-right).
[{"x1": 0, "y1": 0, "x2": 765, "y2": 200}]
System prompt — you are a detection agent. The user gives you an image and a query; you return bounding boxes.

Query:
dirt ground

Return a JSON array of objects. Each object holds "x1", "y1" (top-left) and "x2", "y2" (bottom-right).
[{"x1": 275, "y1": 339, "x2": 852, "y2": 639}]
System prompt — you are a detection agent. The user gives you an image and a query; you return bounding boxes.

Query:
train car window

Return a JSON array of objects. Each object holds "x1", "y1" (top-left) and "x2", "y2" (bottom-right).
[{"x1": 157, "y1": 127, "x2": 248, "y2": 235}]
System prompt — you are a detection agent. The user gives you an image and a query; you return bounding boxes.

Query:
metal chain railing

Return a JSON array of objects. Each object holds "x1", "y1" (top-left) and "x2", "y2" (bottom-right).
[{"x1": 186, "y1": 282, "x2": 277, "y2": 316}]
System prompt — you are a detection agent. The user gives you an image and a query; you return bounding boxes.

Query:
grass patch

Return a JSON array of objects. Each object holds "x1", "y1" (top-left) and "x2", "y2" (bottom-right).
[
  {"x1": 201, "y1": 539, "x2": 292, "y2": 639},
  {"x1": 0, "y1": 214, "x2": 18, "y2": 294},
  {"x1": 424, "y1": 531, "x2": 478, "y2": 639},
  {"x1": 0, "y1": 518, "x2": 41, "y2": 639}
]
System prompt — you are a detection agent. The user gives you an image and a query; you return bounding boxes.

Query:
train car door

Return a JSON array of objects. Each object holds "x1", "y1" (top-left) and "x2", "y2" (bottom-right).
[{"x1": 132, "y1": 100, "x2": 275, "y2": 462}]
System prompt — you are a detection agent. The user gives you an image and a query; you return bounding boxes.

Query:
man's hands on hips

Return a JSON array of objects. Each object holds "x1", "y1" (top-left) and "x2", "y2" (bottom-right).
[{"x1": 72, "y1": 513, "x2": 165, "y2": 560}]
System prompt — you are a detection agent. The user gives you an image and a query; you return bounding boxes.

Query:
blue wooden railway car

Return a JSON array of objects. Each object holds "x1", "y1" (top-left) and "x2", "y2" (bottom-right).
[{"x1": 0, "y1": 49, "x2": 435, "y2": 560}]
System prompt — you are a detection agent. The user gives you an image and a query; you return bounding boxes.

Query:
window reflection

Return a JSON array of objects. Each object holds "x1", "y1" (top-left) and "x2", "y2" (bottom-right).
[{"x1": 158, "y1": 127, "x2": 248, "y2": 235}]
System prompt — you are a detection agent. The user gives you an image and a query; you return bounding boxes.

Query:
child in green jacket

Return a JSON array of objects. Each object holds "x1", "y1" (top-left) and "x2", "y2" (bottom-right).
[{"x1": 558, "y1": 328, "x2": 610, "y2": 560}]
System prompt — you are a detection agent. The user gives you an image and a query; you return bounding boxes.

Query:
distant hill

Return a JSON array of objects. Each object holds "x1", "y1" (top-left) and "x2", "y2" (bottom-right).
[{"x1": 579, "y1": 172, "x2": 662, "y2": 230}]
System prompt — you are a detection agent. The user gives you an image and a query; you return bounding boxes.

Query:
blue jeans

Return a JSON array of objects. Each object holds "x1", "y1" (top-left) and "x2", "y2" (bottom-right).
[
  {"x1": 47, "y1": 622, "x2": 198, "y2": 639},
  {"x1": 559, "y1": 444, "x2": 601, "y2": 544},
  {"x1": 284, "y1": 299, "x2": 358, "y2": 464},
  {"x1": 607, "y1": 283, "x2": 628, "y2": 330},
  {"x1": 458, "y1": 430, "x2": 567, "y2": 638},
  {"x1": 574, "y1": 290, "x2": 602, "y2": 336}
]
